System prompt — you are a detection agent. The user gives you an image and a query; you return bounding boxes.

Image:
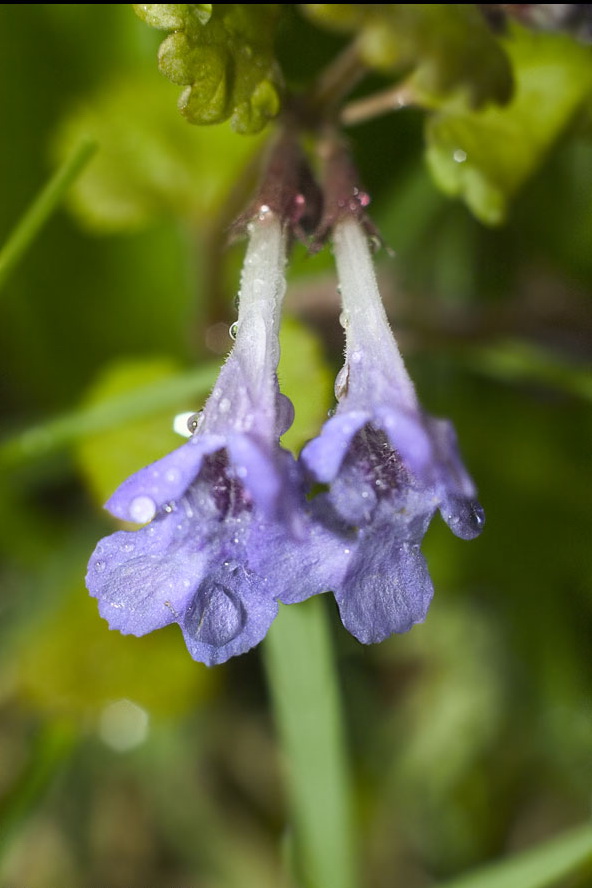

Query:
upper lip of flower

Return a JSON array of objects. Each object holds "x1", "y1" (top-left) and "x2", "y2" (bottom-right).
[{"x1": 302, "y1": 215, "x2": 484, "y2": 540}]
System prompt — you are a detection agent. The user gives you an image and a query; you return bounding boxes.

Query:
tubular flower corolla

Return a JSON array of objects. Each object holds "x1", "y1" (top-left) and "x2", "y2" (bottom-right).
[
  {"x1": 301, "y1": 217, "x2": 485, "y2": 644},
  {"x1": 87, "y1": 212, "x2": 304, "y2": 665}
]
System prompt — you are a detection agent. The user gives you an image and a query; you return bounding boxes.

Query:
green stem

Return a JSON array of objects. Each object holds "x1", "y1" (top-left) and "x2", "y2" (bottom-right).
[
  {"x1": 263, "y1": 597, "x2": 357, "y2": 888},
  {"x1": 0, "y1": 137, "x2": 97, "y2": 294},
  {"x1": 0, "y1": 720, "x2": 77, "y2": 863},
  {"x1": 438, "y1": 822, "x2": 592, "y2": 888}
]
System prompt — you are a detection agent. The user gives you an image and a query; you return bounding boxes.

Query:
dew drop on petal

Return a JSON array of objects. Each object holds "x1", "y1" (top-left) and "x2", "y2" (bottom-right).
[
  {"x1": 165, "y1": 468, "x2": 181, "y2": 484},
  {"x1": 94, "y1": 560, "x2": 106, "y2": 572},
  {"x1": 219, "y1": 398, "x2": 231, "y2": 414},
  {"x1": 129, "y1": 495, "x2": 156, "y2": 524},
  {"x1": 334, "y1": 365, "x2": 349, "y2": 399},
  {"x1": 174, "y1": 411, "x2": 198, "y2": 437},
  {"x1": 186, "y1": 411, "x2": 204, "y2": 435}
]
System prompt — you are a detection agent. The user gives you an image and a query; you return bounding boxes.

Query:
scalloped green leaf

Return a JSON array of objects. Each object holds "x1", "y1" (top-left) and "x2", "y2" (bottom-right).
[
  {"x1": 55, "y1": 73, "x2": 264, "y2": 232},
  {"x1": 425, "y1": 25, "x2": 592, "y2": 224},
  {"x1": 301, "y1": 4, "x2": 512, "y2": 109},
  {"x1": 135, "y1": 3, "x2": 283, "y2": 134}
]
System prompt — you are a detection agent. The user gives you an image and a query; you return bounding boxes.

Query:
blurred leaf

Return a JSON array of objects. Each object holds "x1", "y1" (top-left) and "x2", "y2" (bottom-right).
[
  {"x1": 462, "y1": 340, "x2": 592, "y2": 402},
  {"x1": 0, "y1": 721, "x2": 76, "y2": 863},
  {"x1": 18, "y1": 586, "x2": 214, "y2": 718},
  {"x1": 438, "y1": 821, "x2": 592, "y2": 888},
  {"x1": 0, "y1": 138, "x2": 96, "y2": 295},
  {"x1": 279, "y1": 317, "x2": 334, "y2": 452},
  {"x1": 382, "y1": 596, "x2": 505, "y2": 868},
  {"x1": 302, "y1": 4, "x2": 512, "y2": 108},
  {"x1": 135, "y1": 4, "x2": 283, "y2": 133},
  {"x1": 56, "y1": 74, "x2": 265, "y2": 232},
  {"x1": 76, "y1": 357, "x2": 215, "y2": 506},
  {"x1": 0, "y1": 359, "x2": 218, "y2": 470},
  {"x1": 426, "y1": 24, "x2": 592, "y2": 224},
  {"x1": 264, "y1": 599, "x2": 356, "y2": 888}
]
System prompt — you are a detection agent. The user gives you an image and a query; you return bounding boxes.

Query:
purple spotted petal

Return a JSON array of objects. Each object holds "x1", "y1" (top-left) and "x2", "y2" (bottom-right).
[
  {"x1": 225, "y1": 433, "x2": 282, "y2": 515},
  {"x1": 301, "y1": 411, "x2": 369, "y2": 482}
]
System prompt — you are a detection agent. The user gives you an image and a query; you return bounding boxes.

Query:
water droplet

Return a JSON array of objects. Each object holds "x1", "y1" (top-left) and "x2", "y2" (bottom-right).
[
  {"x1": 343, "y1": 548, "x2": 351, "y2": 555},
  {"x1": 94, "y1": 560, "x2": 106, "y2": 572},
  {"x1": 351, "y1": 350, "x2": 362, "y2": 363},
  {"x1": 339, "y1": 310, "x2": 349, "y2": 329},
  {"x1": 229, "y1": 321, "x2": 239, "y2": 340},
  {"x1": 174, "y1": 411, "x2": 198, "y2": 437},
  {"x1": 334, "y1": 365, "x2": 349, "y2": 399},
  {"x1": 369, "y1": 235, "x2": 381, "y2": 253},
  {"x1": 186, "y1": 410, "x2": 204, "y2": 434},
  {"x1": 163, "y1": 502, "x2": 176, "y2": 514},
  {"x1": 182, "y1": 579, "x2": 191, "y2": 588},
  {"x1": 234, "y1": 292, "x2": 241, "y2": 311},
  {"x1": 129, "y1": 495, "x2": 156, "y2": 524},
  {"x1": 258, "y1": 203, "x2": 271, "y2": 220},
  {"x1": 123, "y1": 543, "x2": 135, "y2": 553},
  {"x1": 327, "y1": 407, "x2": 336, "y2": 418},
  {"x1": 453, "y1": 149, "x2": 467, "y2": 163},
  {"x1": 219, "y1": 398, "x2": 231, "y2": 414},
  {"x1": 165, "y1": 468, "x2": 181, "y2": 484}
]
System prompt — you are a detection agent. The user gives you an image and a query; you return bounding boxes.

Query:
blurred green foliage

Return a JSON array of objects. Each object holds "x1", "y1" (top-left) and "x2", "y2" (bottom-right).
[{"x1": 1, "y1": 4, "x2": 592, "y2": 888}]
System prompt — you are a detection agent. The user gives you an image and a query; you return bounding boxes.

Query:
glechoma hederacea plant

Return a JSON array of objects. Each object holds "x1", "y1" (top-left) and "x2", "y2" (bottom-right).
[{"x1": 86, "y1": 130, "x2": 484, "y2": 665}]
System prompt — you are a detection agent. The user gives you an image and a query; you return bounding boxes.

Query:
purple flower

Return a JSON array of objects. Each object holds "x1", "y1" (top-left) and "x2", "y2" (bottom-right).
[
  {"x1": 301, "y1": 217, "x2": 484, "y2": 644},
  {"x1": 86, "y1": 212, "x2": 303, "y2": 666}
]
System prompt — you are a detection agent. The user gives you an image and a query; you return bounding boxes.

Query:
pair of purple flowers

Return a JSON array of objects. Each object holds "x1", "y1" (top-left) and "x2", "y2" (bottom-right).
[{"x1": 86, "y1": 204, "x2": 484, "y2": 666}]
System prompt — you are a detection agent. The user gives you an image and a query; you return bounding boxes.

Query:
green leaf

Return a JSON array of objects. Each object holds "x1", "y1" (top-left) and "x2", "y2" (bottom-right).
[
  {"x1": 437, "y1": 822, "x2": 592, "y2": 888},
  {"x1": 55, "y1": 74, "x2": 265, "y2": 232},
  {"x1": 0, "y1": 138, "x2": 96, "y2": 294},
  {"x1": 18, "y1": 586, "x2": 214, "y2": 718},
  {"x1": 75, "y1": 357, "x2": 213, "y2": 507},
  {"x1": 426, "y1": 25, "x2": 592, "y2": 224},
  {"x1": 0, "y1": 359, "x2": 219, "y2": 469},
  {"x1": 278, "y1": 317, "x2": 334, "y2": 452},
  {"x1": 135, "y1": 4, "x2": 283, "y2": 134},
  {"x1": 264, "y1": 598, "x2": 357, "y2": 888},
  {"x1": 302, "y1": 4, "x2": 512, "y2": 108}
]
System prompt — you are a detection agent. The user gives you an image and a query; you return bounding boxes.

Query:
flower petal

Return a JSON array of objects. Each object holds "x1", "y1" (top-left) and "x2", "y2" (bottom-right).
[
  {"x1": 181, "y1": 567, "x2": 279, "y2": 665},
  {"x1": 301, "y1": 410, "x2": 370, "y2": 482},
  {"x1": 226, "y1": 433, "x2": 282, "y2": 515},
  {"x1": 105, "y1": 434, "x2": 225, "y2": 522},
  {"x1": 86, "y1": 516, "x2": 212, "y2": 635},
  {"x1": 334, "y1": 532, "x2": 434, "y2": 644}
]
